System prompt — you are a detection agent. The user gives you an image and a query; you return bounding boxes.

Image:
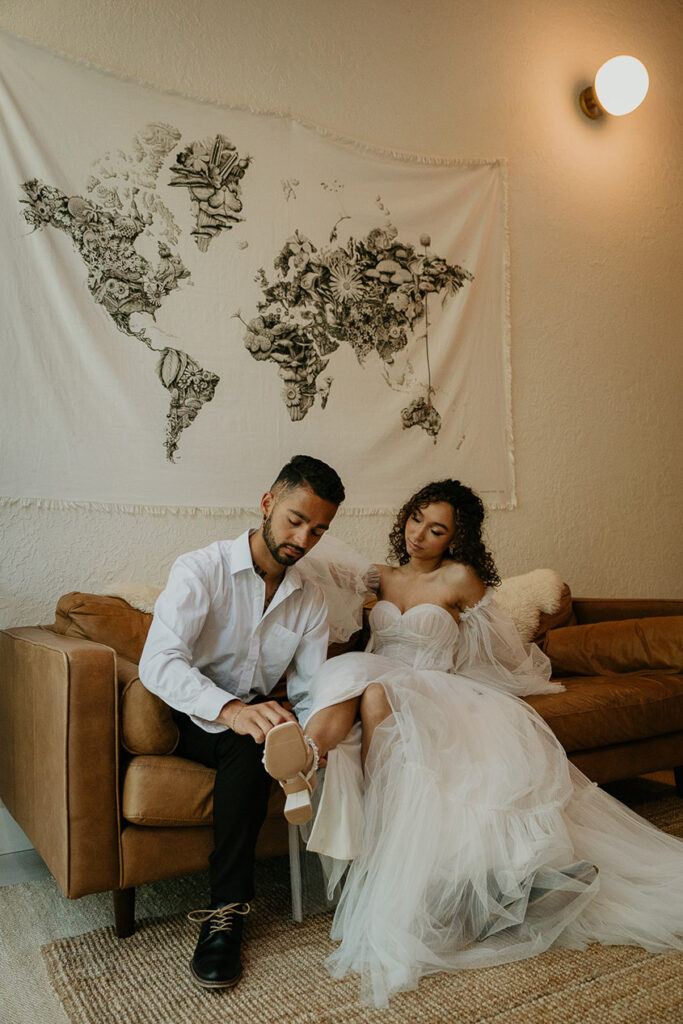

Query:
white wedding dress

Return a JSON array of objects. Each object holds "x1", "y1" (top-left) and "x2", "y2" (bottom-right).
[{"x1": 290, "y1": 552, "x2": 683, "y2": 1008}]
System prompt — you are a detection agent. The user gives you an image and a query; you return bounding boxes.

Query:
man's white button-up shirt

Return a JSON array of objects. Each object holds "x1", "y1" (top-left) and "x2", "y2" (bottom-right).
[{"x1": 139, "y1": 529, "x2": 329, "y2": 733}]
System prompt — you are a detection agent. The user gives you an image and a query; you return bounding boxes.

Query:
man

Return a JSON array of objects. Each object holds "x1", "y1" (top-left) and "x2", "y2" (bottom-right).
[{"x1": 139, "y1": 455, "x2": 344, "y2": 989}]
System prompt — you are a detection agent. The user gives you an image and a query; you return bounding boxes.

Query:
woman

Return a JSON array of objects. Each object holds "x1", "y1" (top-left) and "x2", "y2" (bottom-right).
[{"x1": 264, "y1": 479, "x2": 683, "y2": 1008}]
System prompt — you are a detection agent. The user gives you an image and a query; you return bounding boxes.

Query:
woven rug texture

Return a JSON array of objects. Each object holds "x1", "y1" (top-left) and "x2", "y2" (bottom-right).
[{"x1": 40, "y1": 909, "x2": 683, "y2": 1024}]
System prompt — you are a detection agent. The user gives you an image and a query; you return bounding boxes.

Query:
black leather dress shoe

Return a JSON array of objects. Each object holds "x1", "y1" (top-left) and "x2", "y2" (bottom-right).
[{"x1": 188, "y1": 902, "x2": 250, "y2": 989}]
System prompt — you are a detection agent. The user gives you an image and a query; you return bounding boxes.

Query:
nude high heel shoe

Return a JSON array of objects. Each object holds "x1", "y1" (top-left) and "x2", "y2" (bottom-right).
[{"x1": 263, "y1": 721, "x2": 319, "y2": 825}]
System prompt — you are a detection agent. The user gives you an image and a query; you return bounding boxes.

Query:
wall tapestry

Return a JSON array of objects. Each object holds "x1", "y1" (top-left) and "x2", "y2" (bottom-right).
[{"x1": 0, "y1": 31, "x2": 514, "y2": 511}]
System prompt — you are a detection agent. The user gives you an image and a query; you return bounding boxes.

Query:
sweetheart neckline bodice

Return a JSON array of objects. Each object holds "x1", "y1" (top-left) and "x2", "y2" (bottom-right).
[
  {"x1": 373, "y1": 599, "x2": 459, "y2": 626},
  {"x1": 369, "y1": 602, "x2": 461, "y2": 666}
]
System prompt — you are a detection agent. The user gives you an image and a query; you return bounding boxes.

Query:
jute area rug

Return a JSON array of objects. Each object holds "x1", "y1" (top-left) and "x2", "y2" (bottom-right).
[{"x1": 3, "y1": 780, "x2": 682, "y2": 1024}]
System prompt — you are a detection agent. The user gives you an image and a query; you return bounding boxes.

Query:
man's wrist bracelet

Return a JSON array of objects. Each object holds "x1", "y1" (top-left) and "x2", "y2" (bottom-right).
[{"x1": 230, "y1": 703, "x2": 246, "y2": 731}]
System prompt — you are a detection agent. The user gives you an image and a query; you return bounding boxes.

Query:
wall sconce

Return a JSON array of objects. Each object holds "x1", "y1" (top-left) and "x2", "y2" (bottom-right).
[{"x1": 580, "y1": 56, "x2": 649, "y2": 119}]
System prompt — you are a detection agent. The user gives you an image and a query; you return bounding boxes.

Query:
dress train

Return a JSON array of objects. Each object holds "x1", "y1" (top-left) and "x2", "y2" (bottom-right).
[{"x1": 290, "y1": 594, "x2": 683, "y2": 1007}]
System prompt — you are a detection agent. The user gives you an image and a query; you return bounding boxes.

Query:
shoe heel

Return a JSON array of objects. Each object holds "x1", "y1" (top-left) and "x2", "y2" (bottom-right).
[{"x1": 284, "y1": 789, "x2": 312, "y2": 825}]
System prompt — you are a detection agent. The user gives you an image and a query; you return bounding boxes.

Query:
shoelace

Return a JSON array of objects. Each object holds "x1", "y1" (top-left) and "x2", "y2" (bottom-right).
[{"x1": 187, "y1": 902, "x2": 250, "y2": 935}]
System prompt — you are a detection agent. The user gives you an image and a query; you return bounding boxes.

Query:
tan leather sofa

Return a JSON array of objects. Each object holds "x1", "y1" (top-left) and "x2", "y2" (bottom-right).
[{"x1": 0, "y1": 591, "x2": 681, "y2": 938}]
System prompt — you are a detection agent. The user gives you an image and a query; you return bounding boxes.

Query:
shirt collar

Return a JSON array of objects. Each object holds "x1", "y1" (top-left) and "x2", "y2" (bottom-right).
[
  {"x1": 230, "y1": 529, "x2": 256, "y2": 575},
  {"x1": 231, "y1": 528, "x2": 302, "y2": 592}
]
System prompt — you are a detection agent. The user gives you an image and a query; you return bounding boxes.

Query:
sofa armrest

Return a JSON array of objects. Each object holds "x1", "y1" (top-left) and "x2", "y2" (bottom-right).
[
  {"x1": 572, "y1": 598, "x2": 683, "y2": 624},
  {"x1": 0, "y1": 627, "x2": 120, "y2": 897}
]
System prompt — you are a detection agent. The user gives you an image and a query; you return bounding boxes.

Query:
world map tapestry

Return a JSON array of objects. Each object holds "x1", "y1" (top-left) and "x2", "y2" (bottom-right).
[{"x1": 0, "y1": 32, "x2": 514, "y2": 511}]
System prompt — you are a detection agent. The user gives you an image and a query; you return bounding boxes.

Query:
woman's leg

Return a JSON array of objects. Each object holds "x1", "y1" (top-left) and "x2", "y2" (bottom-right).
[
  {"x1": 360, "y1": 683, "x2": 392, "y2": 768},
  {"x1": 305, "y1": 697, "x2": 360, "y2": 763},
  {"x1": 264, "y1": 699, "x2": 360, "y2": 822}
]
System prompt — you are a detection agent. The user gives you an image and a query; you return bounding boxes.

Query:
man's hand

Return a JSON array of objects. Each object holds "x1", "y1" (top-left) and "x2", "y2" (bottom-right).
[{"x1": 216, "y1": 699, "x2": 296, "y2": 744}]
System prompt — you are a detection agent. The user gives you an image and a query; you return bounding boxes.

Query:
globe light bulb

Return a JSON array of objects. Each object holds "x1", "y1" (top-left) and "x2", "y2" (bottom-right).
[{"x1": 593, "y1": 56, "x2": 649, "y2": 116}]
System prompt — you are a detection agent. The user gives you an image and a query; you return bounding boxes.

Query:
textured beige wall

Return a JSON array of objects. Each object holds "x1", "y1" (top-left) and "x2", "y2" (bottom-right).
[{"x1": 1, "y1": 0, "x2": 682, "y2": 627}]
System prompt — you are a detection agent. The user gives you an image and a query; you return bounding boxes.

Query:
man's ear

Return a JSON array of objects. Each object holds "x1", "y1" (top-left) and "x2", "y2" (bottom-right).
[{"x1": 260, "y1": 491, "x2": 275, "y2": 519}]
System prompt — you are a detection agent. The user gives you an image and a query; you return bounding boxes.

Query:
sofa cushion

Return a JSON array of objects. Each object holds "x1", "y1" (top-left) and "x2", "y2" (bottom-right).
[
  {"x1": 572, "y1": 598, "x2": 683, "y2": 625},
  {"x1": 121, "y1": 755, "x2": 284, "y2": 827},
  {"x1": 526, "y1": 671, "x2": 683, "y2": 752},
  {"x1": 51, "y1": 592, "x2": 153, "y2": 663},
  {"x1": 122, "y1": 755, "x2": 215, "y2": 826},
  {"x1": 118, "y1": 656, "x2": 179, "y2": 756},
  {"x1": 542, "y1": 616, "x2": 683, "y2": 677}
]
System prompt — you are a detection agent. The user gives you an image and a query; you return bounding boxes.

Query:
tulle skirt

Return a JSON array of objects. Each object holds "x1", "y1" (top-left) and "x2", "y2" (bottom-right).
[{"x1": 300, "y1": 653, "x2": 683, "y2": 1008}]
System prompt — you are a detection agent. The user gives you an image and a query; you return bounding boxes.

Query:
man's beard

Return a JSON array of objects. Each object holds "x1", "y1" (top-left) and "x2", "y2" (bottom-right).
[{"x1": 262, "y1": 514, "x2": 305, "y2": 566}]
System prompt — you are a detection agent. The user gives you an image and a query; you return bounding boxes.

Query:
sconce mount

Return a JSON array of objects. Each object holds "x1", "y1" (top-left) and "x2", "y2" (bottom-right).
[{"x1": 579, "y1": 86, "x2": 604, "y2": 119}]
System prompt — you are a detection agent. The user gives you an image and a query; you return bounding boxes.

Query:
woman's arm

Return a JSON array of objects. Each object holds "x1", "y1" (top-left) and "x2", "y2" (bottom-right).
[{"x1": 370, "y1": 563, "x2": 389, "y2": 596}]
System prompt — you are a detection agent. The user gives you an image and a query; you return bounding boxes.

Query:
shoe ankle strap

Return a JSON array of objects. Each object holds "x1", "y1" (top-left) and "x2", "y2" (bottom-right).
[{"x1": 306, "y1": 736, "x2": 320, "y2": 775}]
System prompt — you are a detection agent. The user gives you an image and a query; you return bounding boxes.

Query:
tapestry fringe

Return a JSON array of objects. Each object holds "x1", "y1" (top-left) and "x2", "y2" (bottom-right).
[
  {"x1": 1, "y1": 29, "x2": 502, "y2": 170},
  {"x1": 0, "y1": 495, "x2": 514, "y2": 516}
]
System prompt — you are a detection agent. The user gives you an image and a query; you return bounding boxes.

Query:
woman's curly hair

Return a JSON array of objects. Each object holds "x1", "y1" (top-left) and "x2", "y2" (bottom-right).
[{"x1": 388, "y1": 479, "x2": 500, "y2": 587}]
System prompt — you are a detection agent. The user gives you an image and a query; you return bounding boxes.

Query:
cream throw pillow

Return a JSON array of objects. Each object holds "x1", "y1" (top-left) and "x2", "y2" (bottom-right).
[
  {"x1": 102, "y1": 582, "x2": 163, "y2": 614},
  {"x1": 493, "y1": 569, "x2": 565, "y2": 642}
]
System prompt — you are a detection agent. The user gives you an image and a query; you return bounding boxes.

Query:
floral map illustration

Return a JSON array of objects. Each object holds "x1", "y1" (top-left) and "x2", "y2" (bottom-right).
[
  {"x1": 169, "y1": 135, "x2": 251, "y2": 251},
  {"x1": 19, "y1": 121, "x2": 473, "y2": 457},
  {"x1": 239, "y1": 220, "x2": 472, "y2": 438},
  {"x1": 19, "y1": 125, "x2": 254, "y2": 460}
]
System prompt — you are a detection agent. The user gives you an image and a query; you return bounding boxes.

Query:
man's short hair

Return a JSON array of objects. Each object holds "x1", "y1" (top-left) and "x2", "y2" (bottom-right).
[{"x1": 272, "y1": 455, "x2": 345, "y2": 506}]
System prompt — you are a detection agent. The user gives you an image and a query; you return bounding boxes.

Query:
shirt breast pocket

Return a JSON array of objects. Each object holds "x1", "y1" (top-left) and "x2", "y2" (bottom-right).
[{"x1": 260, "y1": 623, "x2": 300, "y2": 682}]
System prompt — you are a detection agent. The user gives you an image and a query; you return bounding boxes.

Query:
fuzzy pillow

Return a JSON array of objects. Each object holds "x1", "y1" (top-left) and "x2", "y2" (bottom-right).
[
  {"x1": 493, "y1": 569, "x2": 571, "y2": 643},
  {"x1": 102, "y1": 582, "x2": 163, "y2": 614}
]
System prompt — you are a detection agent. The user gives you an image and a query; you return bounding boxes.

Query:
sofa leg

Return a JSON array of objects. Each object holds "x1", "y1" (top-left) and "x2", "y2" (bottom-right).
[
  {"x1": 674, "y1": 766, "x2": 683, "y2": 797},
  {"x1": 113, "y1": 887, "x2": 136, "y2": 938}
]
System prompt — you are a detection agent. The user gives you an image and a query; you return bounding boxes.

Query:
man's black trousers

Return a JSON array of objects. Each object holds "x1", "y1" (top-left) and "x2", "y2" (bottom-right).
[{"x1": 175, "y1": 712, "x2": 272, "y2": 905}]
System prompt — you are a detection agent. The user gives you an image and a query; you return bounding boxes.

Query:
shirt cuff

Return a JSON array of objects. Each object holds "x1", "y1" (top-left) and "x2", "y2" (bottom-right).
[{"x1": 193, "y1": 686, "x2": 237, "y2": 726}]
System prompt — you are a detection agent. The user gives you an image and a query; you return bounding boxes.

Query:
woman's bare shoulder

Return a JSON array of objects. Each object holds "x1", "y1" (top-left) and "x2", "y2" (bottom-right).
[
  {"x1": 441, "y1": 561, "x2": 486, "y2": 610},
  {"x1": 372, "y1": 562, "x2": 401, "y2": 590}
]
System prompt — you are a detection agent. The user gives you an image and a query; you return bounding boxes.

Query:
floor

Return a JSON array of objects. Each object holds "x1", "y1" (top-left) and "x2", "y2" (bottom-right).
[
  {"x1": 0, "y1": 847, "x2": 53, "y2": 886},
  {"x1": 0, "y1": 806, "x2": 53, "y2": 886}
]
